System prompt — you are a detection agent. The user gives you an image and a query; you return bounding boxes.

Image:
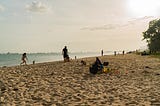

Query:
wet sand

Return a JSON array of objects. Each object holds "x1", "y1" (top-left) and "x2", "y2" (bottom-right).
[{"x1": 0, "y1": 54, "x2": 160, "y2": 106}]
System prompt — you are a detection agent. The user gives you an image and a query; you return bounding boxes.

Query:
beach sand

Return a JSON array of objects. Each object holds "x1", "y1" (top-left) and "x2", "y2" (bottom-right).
[{"x1": 0, "y1": 54, "x2": 160, "y2": 106}]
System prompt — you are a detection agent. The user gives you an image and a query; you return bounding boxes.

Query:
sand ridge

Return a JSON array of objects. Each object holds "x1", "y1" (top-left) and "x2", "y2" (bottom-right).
[{"x1": 0, "y1": 54, "x2": 160, "y2": 106}]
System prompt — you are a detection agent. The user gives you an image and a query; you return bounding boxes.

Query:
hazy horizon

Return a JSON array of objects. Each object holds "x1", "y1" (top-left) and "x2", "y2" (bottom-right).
[{"x1": 1, "y1": 0, "x2": 160, "y2": 53}]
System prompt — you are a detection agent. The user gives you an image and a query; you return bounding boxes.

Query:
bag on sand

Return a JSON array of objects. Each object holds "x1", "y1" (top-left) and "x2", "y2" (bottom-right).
[
  {"x1": 103, "y1": 67, "x2": 111, "y2": 73},
  {"x1": 103, "y1": 62, "x2": 109, "y2": 66}
]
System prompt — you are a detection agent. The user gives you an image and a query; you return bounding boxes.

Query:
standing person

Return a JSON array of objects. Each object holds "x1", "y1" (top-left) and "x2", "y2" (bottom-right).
[
  {"x1": 101, "y1": 49, "x2": 104, "y2": 56},
  {"x1": 122, "y1": 50, "x2": 125, "y2": 55},
  {"x1": 114, "y1": 51, "x2": 116, "y2": 56},
  {"x1": 20, "y1": 53, "x2": 28, "y2": 65},
  {"x1": 62, "y1": 46, "x2": 69, "y2": 62}
]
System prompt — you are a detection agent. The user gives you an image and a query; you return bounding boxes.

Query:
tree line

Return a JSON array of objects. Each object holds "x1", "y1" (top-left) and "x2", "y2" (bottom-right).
[{"x1": 143, "y1": 19, "x2": 160, "y2": 53}]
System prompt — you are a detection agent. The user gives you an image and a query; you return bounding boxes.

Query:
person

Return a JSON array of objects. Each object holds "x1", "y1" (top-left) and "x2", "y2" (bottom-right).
[
  {"x1": 114, "y1": 51, "x2": 116, "y2": 56},
  {"x1": 20, "y1": 53, "x2": 28, "y2": 65},
  {"x1": 95, "y1": 57, "x2": 103, "y2": 67},
  {"x1": 90, "y1": 57, "x2": 103, "y2": 74},
  {"x1": 122, "y1": 50, "x2": 125, "y2": 55},
  {"x1": 62, "y1": 46, "x2": 69, "y2": 62},
  {"x1": 101, "y1": 49, "x2": 104, "y2": 56},
  {"x1": 33, "y1": 60, "x2": 35, "y2": 64}
]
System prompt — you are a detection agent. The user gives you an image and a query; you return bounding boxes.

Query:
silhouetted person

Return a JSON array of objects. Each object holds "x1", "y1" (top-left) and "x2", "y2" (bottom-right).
[
  {"x1": 114, "y1": 51, "x2": 116, "y2": 56},
  {"x1": 122, "y1": 50, "x2": 125, "y2": 55},
  {"x1": 62, "y1": 46, "x2": 69, "y2": 62},
  {"x1": 20, "y1": 53, "x2": 28, "y2": 65},
  {"x1": 33, "y1": 60, "x2": 35, "y2": 64},
  {"x1": 101, "y1": 50, "x2": 104, "y2": 56}
]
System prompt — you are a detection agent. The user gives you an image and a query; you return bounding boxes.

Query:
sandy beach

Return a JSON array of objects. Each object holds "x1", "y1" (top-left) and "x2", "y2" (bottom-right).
[{"x1": 0, "y1": 54, "x2": 160, "y2": 106}]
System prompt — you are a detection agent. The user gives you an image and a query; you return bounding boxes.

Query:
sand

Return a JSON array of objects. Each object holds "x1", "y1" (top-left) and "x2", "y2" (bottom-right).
[{"x1": 0, "y1": 54, "x2": 160, "y2": 106}]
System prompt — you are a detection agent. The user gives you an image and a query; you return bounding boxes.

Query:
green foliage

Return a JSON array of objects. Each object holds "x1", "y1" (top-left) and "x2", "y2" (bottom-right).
[{"x1": 143, "y1": 19, "x2": 160, "y2": 53}]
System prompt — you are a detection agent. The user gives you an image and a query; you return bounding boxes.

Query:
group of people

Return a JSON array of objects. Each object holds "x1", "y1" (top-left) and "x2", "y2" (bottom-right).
[
  {"x1": 101, "y1": 50, "x2": 125, "y2": 56},
  {"x1": 20, "y1": 46, "x2": 70, "y2": 65},
  {"x1": 20, "y1": 47, "x2": 126, "y2": 75},
  {"x1": 20, "y1": 47, "x2": 125, "y2": 66}
]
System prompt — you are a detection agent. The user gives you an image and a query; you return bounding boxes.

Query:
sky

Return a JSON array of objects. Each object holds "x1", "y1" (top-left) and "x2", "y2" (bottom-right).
[{"x1": 0, "y1": 0, "x2": 160, "y2": 53}]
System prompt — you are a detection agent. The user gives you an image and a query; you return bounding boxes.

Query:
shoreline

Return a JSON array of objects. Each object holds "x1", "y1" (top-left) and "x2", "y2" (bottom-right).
[
  {"x1": 0, "y1": 51, "x2": 128, "y2": 67},
  {"x1": 0, "y1": 53, "x2": 112, "y2": 68},
  {"x1": 0, "y1": 54, "x2": 160, "y2": 105}
]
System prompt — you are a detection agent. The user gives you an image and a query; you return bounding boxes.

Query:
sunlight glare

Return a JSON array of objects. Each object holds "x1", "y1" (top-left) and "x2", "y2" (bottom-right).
[{"x1": 128, "y1": 0, "x2": 160, "y2": 17}]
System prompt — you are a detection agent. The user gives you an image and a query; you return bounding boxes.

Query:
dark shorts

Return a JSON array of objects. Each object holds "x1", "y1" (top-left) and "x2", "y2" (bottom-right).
[{"x1": 63, "y1": 54, "x2": 69, "y2": 58}]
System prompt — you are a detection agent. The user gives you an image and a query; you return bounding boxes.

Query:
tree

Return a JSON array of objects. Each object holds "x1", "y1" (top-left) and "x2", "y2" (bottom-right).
[{"x1": 143, "y1": 19, "x2": 160, "y2": 53}]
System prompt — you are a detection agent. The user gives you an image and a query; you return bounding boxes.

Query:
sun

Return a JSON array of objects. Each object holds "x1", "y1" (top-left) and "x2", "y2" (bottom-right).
[{"x1": 127, "y1": 0, "x2": 160, "y2": 17}]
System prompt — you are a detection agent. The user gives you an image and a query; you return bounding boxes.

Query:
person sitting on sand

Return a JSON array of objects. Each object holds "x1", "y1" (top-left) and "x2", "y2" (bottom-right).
[
  {"x1": 62, "y1": 46, "x2": 70, "y2": 62},
  {"x1": 20, "y1": 53, "x2": 28, "y2": 65},
  {"x1": 90, "y1": 57, "x2": 103, "y2": 74},
  {"x1": 90, "y1": 57, "x2": 109, "y2": 74}
]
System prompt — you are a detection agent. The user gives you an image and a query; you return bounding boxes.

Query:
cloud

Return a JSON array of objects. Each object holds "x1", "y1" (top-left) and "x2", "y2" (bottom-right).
[
  {"x1": 81, "y1": 16, "x2": 154, "y2": 31},
  {"x1": 0, "y1": 4, "x2": 5, "y2": 12},
  {"x1": 26, "y1": 1, "x2": 50, "y2": 13},
  {"x1": 81, "y1": 24, "x2": 119, "y2": 31},
  {"x1": 128, "y1": 16, "x2": 154, "y2": 25}
]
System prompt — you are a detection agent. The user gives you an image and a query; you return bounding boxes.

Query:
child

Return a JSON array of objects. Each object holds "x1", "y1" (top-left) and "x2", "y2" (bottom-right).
[{"x1": 20, "y1": 53, "x2": 28, "y2": 65}]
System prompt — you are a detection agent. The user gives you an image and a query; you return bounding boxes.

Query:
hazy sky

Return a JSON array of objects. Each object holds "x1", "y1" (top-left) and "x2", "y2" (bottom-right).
[{"x1": 0, "y1": 0, "x2": 160, "y2": 53}]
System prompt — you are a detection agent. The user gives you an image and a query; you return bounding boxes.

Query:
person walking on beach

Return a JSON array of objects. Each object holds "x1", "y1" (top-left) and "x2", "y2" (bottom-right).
[
  {"x1": 101, "y1": 49, "x2": 104, "y2": 56},
  {"x1": 62, "y1": 46, "x2": 69, "y2": 62},
  {"x1": 20, "y1": 53, "x2": 28, "y2": 65}
]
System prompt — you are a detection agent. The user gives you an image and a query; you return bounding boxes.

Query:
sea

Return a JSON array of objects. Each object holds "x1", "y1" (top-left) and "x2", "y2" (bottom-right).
[{"x1": 0, "y1": 51, "x2": 114, "y2": 67}]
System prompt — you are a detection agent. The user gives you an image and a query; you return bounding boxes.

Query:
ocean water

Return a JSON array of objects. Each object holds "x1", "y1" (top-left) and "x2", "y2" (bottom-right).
[{"x1": 0, "y1": 52, "x2": 113, "y2": 67}]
